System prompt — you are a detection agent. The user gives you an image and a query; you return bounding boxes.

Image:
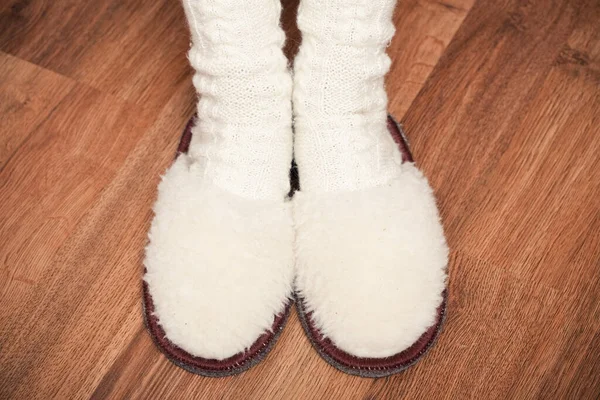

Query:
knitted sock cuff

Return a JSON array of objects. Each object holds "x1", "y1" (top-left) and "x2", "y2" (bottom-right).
[{"x1": 297, "y1": 0, "x2": 397, "y2": 46}]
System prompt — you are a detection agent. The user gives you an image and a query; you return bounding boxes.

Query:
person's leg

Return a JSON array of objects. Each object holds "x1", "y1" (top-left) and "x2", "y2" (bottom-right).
[
  {"x1": 144, "y1": 0, "x2": 294, "y2": 366},
  {"x1": 293, "y1": 0, "x2": 448, "y2": 364}
]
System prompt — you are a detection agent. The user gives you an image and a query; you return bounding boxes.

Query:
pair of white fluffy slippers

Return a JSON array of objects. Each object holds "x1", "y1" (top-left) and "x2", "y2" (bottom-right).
[{"x1": 143, "y1": 116, "x2": 448, "y2": 378}]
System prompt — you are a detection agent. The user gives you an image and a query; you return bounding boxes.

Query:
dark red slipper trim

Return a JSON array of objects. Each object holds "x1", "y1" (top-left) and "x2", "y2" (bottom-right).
[
  {"x1": 294, "y1": 116, "x2": 447, "y2": 377},
  {"x1": 177, "y1": 116, "x2": 195, "y2": 155},
  {"x1": 296, "y1": 292, "x2": 446, "y2": 378},
  {"x1": 142, "y1": 115, "x2": 292, "y2": 377},
  {"x1": 143, "y1": 281, "x2": 291, "y2": 377},
  {"x1": 387, "y1": 115, "x2": 413, "y2": 164}
]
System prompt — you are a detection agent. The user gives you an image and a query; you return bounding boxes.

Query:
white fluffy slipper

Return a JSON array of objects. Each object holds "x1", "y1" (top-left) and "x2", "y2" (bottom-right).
[
  {"x1": 293, "y1": 118, "x2": 448, "y2": 377},
  {"x1": 143, "y1": 145, "x2": 294, "y2": 376}
]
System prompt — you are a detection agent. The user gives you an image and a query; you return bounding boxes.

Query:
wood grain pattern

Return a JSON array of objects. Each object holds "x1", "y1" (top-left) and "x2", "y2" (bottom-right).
[{"x1": 0, "y1": 0, "x2": 598, "y2": 398}]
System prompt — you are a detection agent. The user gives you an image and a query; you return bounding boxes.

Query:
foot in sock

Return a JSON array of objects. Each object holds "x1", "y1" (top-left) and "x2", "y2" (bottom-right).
[
  {"x1": 143, "y1": 0, "x2": 294, "y2": 374},
  {"x1": 292, "y1": 0, "x2": 448, "y2": 372}
]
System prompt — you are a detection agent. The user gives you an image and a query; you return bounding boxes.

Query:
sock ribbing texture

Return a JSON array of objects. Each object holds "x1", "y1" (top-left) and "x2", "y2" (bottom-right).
[
  {"x1": 293, "y1": 0, "x2": 402, "y2": 193},
  {"x1": 182, "y1": 0, "x2": 293, "y2": 200}
]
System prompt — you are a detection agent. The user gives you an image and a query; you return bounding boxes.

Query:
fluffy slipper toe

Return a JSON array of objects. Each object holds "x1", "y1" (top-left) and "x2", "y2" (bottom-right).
[
  {"x1": 293, "y1": 118, "x2": 448, "y2": 377},
  {"x1": 143, "y1": 122, "x2": 294, "y2": 376}
]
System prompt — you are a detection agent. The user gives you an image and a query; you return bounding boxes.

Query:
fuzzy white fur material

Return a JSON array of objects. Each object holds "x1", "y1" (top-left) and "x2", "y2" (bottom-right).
[
  {"x1": 144, "y1": 156, "x2": 294, "y2": 360},
  {"x1": 294, "y1": 163, "x2": 448, "y2": 358}
]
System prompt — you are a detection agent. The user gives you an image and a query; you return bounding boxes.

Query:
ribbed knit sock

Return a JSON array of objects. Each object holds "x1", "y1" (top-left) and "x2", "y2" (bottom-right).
[
  {"x1": 293, "y1": 0, "x2": 401, "y2": 193},
  {"x1": 183, "y1": 0, "x2": 293, "y2": 200}
]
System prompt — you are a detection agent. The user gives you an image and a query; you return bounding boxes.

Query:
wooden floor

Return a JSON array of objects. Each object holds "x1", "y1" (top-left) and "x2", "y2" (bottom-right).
[{"x1": 1, "y1": 0, "x2": 599, "y2": 398}]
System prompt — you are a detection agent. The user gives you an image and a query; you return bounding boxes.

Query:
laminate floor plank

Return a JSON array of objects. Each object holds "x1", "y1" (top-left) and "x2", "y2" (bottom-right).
[{"x1": 1, "y1": 0, "x2": 598, "y2": 398}]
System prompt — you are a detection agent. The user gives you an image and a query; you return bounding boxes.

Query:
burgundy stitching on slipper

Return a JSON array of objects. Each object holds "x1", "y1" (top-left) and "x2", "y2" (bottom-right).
[
  {"x1": 387, "y1": 115, "x2": 413, "y2": 164},
  {"x1": 142, "y1": 116, "x2": 292, "y2": 377},
  {"x1": 143, "y1": 281, "x2": 291, "y2": 376},
  {"x1": 296, "y1": 292, "x2": 446, "y2": 377},
  {"x1": 294, "y1": 116, "x2": 447, "y2": 378},
  {"x1": 176, "y1": 116, "x2": 194, "y2": 155}
]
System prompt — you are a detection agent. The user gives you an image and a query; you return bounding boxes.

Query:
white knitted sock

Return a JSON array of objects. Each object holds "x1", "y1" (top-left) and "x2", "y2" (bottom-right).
[
  {"x1": 293, "y1": 0, "x2": 401, "y2": 193},
  {"x1": 183, "y1": 0, "x2": 293, "y2": 200}
]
